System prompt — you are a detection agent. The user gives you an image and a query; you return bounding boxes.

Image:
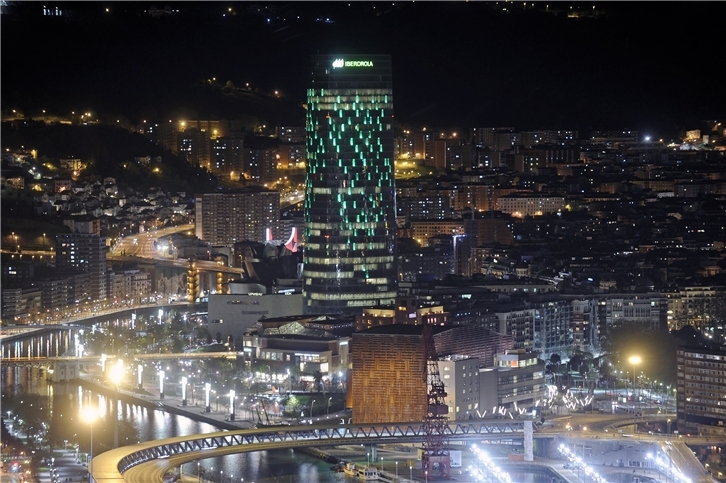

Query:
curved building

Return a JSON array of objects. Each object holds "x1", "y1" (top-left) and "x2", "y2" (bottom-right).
[{"x1": 303, "y1": 54, "x2": 397, "y2": 314}]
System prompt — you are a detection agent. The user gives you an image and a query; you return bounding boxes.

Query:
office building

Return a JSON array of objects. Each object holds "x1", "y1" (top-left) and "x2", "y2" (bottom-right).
[{"x1": 303, "y1": 54, "x2": 397, "y2": 314}]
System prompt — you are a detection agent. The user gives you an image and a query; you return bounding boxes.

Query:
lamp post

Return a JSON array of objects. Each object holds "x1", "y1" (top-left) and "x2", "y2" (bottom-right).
[
  {"x1": 425, "y1": 469, "x2": 428, "y2": 483},
  {"x1": 159, "y1": 369, "x2": 165, "y2": 399},
  {"x1": 205, "y1": 383, "x2": 211, "y2": 413},
  {"x1": 667, "y1": 418, "x2": 672, "y2": 437},
  {"x1": 629, "y1": 356, "x2": 641, "y2": 433},
  {"x1": 181, "y1": 376, "x2": 188, "y2": 406},
  {"x1": 81, "y1": 407, "x2": 97, "y2": 483},
  {"x1": 197, "y1": 462, "x2": 201, "y2": 483},
  {"x1": 396, "y1": 461, "x2": 398, "y2": 481},
  {"x1": 327, "y1": 396, "x2": 332, "y2": 416},
  {"x1": 310, "y1": 399, "x2": 315, "y2": 419},
  {"x1": 229, "y1": 390, "x2": 235, "y2": 421},
  {"x1": 409, "y1": 465, "x2": 413, "y2": 482}
]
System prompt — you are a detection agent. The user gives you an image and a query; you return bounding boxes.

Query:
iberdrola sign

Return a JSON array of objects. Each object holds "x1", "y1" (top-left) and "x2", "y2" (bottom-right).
[{"x1": 332, "y1": 58, "x2": 374, "y2": 68}]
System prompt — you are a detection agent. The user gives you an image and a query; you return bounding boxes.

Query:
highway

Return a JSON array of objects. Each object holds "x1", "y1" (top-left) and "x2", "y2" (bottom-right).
[{"x1": 109, "y1": 224, "x2": 194, "y2": 259}]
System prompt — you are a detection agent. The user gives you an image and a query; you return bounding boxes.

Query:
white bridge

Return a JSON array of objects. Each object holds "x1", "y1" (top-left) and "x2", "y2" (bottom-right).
[{"x1": 94, "y1": 420, "x2": 532, "y2": 483}]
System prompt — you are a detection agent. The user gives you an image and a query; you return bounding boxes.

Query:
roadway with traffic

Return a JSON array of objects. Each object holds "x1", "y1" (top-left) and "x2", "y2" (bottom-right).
[{"x1": 109, "y1": 224, "x2": 194, "y2": 259}]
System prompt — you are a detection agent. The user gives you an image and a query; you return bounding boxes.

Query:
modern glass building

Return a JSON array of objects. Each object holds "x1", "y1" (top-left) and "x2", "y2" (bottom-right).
[{"x1": 303, "y1": 54, "x2": 397, "y2": 314}]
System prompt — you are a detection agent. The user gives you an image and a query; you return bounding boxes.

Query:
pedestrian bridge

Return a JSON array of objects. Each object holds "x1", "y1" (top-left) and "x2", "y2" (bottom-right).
[{"x1": 92, "y1": 420, "x2": 531, "y2": 483}]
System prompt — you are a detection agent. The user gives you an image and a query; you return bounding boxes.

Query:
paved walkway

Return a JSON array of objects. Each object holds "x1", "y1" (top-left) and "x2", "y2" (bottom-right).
[{"x1": 31, "y1": 375, "x2": 716, "y2": 483}]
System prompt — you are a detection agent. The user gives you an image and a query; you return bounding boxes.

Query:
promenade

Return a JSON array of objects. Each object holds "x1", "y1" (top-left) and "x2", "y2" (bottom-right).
[{"x1": 21, "y1": 373, "x2": 718, "y2": 483}]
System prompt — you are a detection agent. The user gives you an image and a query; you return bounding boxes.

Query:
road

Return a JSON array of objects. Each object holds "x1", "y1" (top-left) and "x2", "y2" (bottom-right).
[{"x1": 110, "y1": 224, "x2": 193, "y2": 259}]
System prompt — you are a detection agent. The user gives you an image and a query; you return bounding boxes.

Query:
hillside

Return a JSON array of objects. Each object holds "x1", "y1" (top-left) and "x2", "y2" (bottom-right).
[{"x1": 2, "y1": 122, "x2": 218, "y2": 193}]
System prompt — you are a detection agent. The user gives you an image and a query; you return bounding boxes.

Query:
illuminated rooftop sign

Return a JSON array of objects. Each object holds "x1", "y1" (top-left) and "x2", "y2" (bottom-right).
[{"x1": 332, "y1": 58, "x2": 374, "y2": 68}]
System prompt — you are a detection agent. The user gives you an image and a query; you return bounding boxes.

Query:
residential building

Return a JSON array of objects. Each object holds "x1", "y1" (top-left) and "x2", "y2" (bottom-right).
[
  {"x1": 195, "y1": 188, "x2": 280, "y2": 246},
  {"x1": 498, "y1": 193, "x2": 566, "y2": 217},
  {"x1": 54, "y1": 233, "x2": 107, "y2": 302},
  {"x1": 676, "y1": 346, "x2": 726, "y2": 434}
]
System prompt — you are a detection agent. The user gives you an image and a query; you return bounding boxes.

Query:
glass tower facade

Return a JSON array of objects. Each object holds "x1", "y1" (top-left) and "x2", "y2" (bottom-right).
[{"x1": 303, "y1": 54, "x2": 397, "y2": 314}]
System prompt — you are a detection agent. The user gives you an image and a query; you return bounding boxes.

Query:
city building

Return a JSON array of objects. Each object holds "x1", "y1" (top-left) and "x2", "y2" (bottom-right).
[
  {"x1": 483, "y1": 349, "x2": 547, "y2": 413},
  {"x1": 676, "y1": 346, "x2": 726, "y2": 435},
  {"x1": 195, "y1": 188, "x2": 281, "y2": 246},
  {"x1": 212, "y1": 136, "x2": 244, "y2": 177},
  {"x1": 108, "y1": 269, "x2": 151, "y2": 305},
  {"x1": 595, "y1": 293, "x2": 668, "y2": 331},
  {"x1": 350, "y1": 325, "x2": 431, "y2": 423},
  {"x1": 530, "y1": 297, "x2": 575, "y2": 361},
  {"x1": 401, "y1": 219, "x2": 464, "y2": 247},
  {"x1": 355, "y1": 302, "x2": 448, "y2": 331},
  {"x1": 243, "y1": 145, "x2": 278, "y2": 186},
  {"x1": 303, "y1": 54, "x2": 397, "y2": 314},
  {"x1": 207, "y1": 292, "x2": 303, "y2": 343},
  {"x1": 0, "y1": 286, "x2": 42, "y2": 324},
  {"x1": 438, "y1": 356, "x2": 481, "y2": 420},
  {"x1": 54, "y1": 233, "x2": 107, "y2": 302},
  {"x1": 243, "y1": 317, "x2": 352, "y2": 391},
  {"x1": 498, "y1": 193, "x2": 566, "y2": 217}
]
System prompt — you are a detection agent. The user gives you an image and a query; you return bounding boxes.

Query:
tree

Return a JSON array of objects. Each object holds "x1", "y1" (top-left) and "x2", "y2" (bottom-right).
[{"x1": 312, "y1": 370, "x2": 324, "y2": 393}]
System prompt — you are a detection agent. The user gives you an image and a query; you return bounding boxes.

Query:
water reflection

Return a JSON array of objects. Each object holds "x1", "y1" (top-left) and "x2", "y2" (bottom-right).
[
  {"x1": 2, "y1": 325, "x2": 553, "y2": 483},
  {"x1": 2, "y1": 365, "x2": 344, "y2": 482}
]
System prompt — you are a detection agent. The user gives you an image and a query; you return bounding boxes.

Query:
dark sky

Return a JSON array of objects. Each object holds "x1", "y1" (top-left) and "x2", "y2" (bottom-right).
[{"x1": 2, "y1": 1, "x2": 724, "y2": 137}]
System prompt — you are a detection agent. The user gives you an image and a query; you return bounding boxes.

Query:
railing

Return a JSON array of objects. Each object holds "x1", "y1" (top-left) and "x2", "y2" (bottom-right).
[{"x1": 113, "y1": 420, "x2": 526, "y2": 474}]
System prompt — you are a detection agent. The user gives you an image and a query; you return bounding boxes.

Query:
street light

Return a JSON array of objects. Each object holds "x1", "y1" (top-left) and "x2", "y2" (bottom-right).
[
  {"x1": 197, "y1": 462, "x2": 201, "y2": 483},
  {"x1": 410, "y1": 465, "x2": 413, "y2": 482},
  {"x1": 81, "y1": 407, "x2": 97, "y2": 483},
  {"x1": 425, "y1": 469, "x2": 428, "y2": 483},
  {"x1": 395, "y1": 461, "x2": 398, "y2": 480},
  {"x1": 181, "y1": 376, "x2": 188, "y2": 406},
  {"x1": 667, "y1": 418, "x2": 672, "y2": 436},
  {"x1": 327, "y1": 396, "x2": 332, "y2": 416},
  {"x1": 310, "y1": 399, "x2": 315, "y2": 419},
  {"x1": 159, "y1": 369, "x2": 165, "y2": 399},
  {"x1": 629, "y1": 355, "x2": 641, "y2": 433}
]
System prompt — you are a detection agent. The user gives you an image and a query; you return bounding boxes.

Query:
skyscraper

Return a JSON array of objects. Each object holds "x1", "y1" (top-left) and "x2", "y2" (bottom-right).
[{"x1": 303, "y1": 54, "x2": 397, "y2": 314}]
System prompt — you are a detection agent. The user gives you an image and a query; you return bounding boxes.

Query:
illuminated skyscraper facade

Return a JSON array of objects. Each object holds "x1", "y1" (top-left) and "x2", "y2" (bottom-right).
[{"x1": 303, "y1": 54, "x2": 397, "y2": 314}]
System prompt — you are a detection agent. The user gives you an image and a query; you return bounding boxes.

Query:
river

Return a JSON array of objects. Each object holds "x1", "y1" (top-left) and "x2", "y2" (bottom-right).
[{"x1": 1, "y1": 324, "x2": 553, "y2": 483}]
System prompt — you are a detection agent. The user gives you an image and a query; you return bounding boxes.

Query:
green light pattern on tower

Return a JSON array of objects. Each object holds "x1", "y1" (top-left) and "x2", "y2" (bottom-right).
[{"x1": 303, "y1": 54, "x2": 397, "y2": 314}]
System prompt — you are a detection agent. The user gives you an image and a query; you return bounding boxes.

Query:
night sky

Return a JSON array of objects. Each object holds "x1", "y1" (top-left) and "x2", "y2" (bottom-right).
[{"x1": 2, "y1": 1, "x2": 724, "y2": 137}]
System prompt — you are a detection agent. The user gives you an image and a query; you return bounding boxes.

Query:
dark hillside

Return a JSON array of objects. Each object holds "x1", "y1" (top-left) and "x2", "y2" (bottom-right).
[{"x1": 1, "y1": 122, "x2": 217, "y2": 192}]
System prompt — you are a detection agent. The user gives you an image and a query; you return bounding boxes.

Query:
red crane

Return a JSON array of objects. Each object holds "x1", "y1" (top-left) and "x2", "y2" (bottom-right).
[{"x1": 421, "y1": 323, "x2": 451, "y2": 479}]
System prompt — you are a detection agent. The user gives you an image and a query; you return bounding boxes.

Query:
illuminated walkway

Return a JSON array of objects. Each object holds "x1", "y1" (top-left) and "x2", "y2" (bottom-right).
[{"x1": 92, "y1": 420, "x2": 527, "y2": 483}]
